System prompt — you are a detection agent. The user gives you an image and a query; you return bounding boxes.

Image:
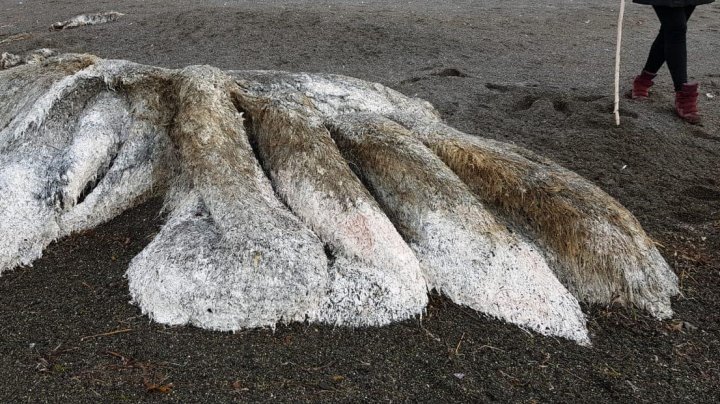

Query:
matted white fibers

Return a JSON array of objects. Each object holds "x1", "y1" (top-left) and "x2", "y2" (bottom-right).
[
  {"x1": 0, "y1": 53, "x2": 679, "y2": 344},
  {"x1": 328, "y1": 114, "x2": 588, "y2": 343}
]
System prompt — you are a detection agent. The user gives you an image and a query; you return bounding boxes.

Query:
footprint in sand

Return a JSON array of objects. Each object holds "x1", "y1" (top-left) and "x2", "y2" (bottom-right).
[
  {"x1": 510, "y1": 94, "x2": 572, "y2": 117},
  {"x1": 683, "y1": 185, "x2": 720, "y2": 201},
  {"x1": 485, "y1": 82, "x2": 512, "y2": 93},
  {"x1": 400, "y1": 67, "x2": 469, "y2": 84}
]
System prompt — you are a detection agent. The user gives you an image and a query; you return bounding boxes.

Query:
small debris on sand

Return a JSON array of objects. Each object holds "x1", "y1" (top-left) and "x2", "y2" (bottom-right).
[
  {"x1": 0, "y1": 33, "x2": 31, "y2": 45},
  {"x1": 0, "y1": 48, "x2": 55, "y2": 70},
  {"x1": 50, "y1": 11, "x2": 124, "y2": 31}
]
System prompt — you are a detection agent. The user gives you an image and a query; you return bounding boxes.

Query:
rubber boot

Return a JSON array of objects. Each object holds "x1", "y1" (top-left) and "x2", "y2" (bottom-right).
[
  {"x1": 631, "y1": 70, "x2": 657, "y2": 100},
  {"x1": 675, "y1": 82, "x2": 701, "y2": 124}
]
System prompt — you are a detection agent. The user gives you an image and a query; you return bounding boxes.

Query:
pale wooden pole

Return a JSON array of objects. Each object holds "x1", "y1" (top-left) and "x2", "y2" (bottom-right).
[{"x1": 614, "y1": 0, "x2": 626, "y2": 126}]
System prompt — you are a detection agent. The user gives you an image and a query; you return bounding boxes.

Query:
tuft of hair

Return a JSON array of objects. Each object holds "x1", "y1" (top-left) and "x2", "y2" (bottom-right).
[{"x1": 422, "y1": 127, "x2": 678, "y2": 318}]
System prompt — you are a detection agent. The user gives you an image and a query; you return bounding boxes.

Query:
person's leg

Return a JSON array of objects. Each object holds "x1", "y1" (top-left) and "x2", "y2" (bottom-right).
[
  {"x1": 684, "y1": 5, "x2": 696, "y2": 22},
  {"x1": 635, "y1": 6, "x2": 700, "y2": 121},
  {"x1": 644, "y1": 5, "x2": 695, "y2": 74},
  {"x1": 633, "y1": 28, "x2": 663, "y2": 99},
  {"x1": 633, "y1": 7, "x2": 676, "y2": 99},
  {"x1": 653, "y1": 6, "x2": 691, "y2": 91},
  {"x1": 658, "y1": 5, "x2": 700, "y2": 123},
  {"x1": 642, "y1": 24, "x2": 666, "y2": 74}
]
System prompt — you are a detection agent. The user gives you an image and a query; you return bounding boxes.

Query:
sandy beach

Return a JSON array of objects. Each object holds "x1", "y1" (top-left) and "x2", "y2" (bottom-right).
[{"x1": 1, "y1": 0, "x2": 719, "y2": 401}]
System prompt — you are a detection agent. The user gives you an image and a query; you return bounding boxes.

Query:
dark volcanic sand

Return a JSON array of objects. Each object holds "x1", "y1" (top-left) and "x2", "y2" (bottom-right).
[{"x1": 1, "y1": 0, "x2": 719, "y2": 402}]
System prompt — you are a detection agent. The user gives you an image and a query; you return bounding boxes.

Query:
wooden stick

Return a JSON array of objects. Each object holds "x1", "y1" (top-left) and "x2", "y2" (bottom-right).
[
  {"x1": 80, "y1": 328, "x2": 132, "y2": 341},
  {"x1": 614, "y1": 0, "x2": 626, "y2": 126}
]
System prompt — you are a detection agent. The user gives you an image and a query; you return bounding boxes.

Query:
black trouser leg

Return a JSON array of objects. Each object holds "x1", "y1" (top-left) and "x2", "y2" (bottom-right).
[{"x1": 642, "y1": 5, "x2": 695, "y2": 91}]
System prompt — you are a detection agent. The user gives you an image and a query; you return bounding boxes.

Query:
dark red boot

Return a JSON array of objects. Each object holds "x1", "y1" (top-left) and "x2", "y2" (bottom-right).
[
  {"x1": 675, "y1": 82, "x2": 701, "y2": 124},
  {"x1": 631, "y1": 70, "x2": 656, "y2": 100}
]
